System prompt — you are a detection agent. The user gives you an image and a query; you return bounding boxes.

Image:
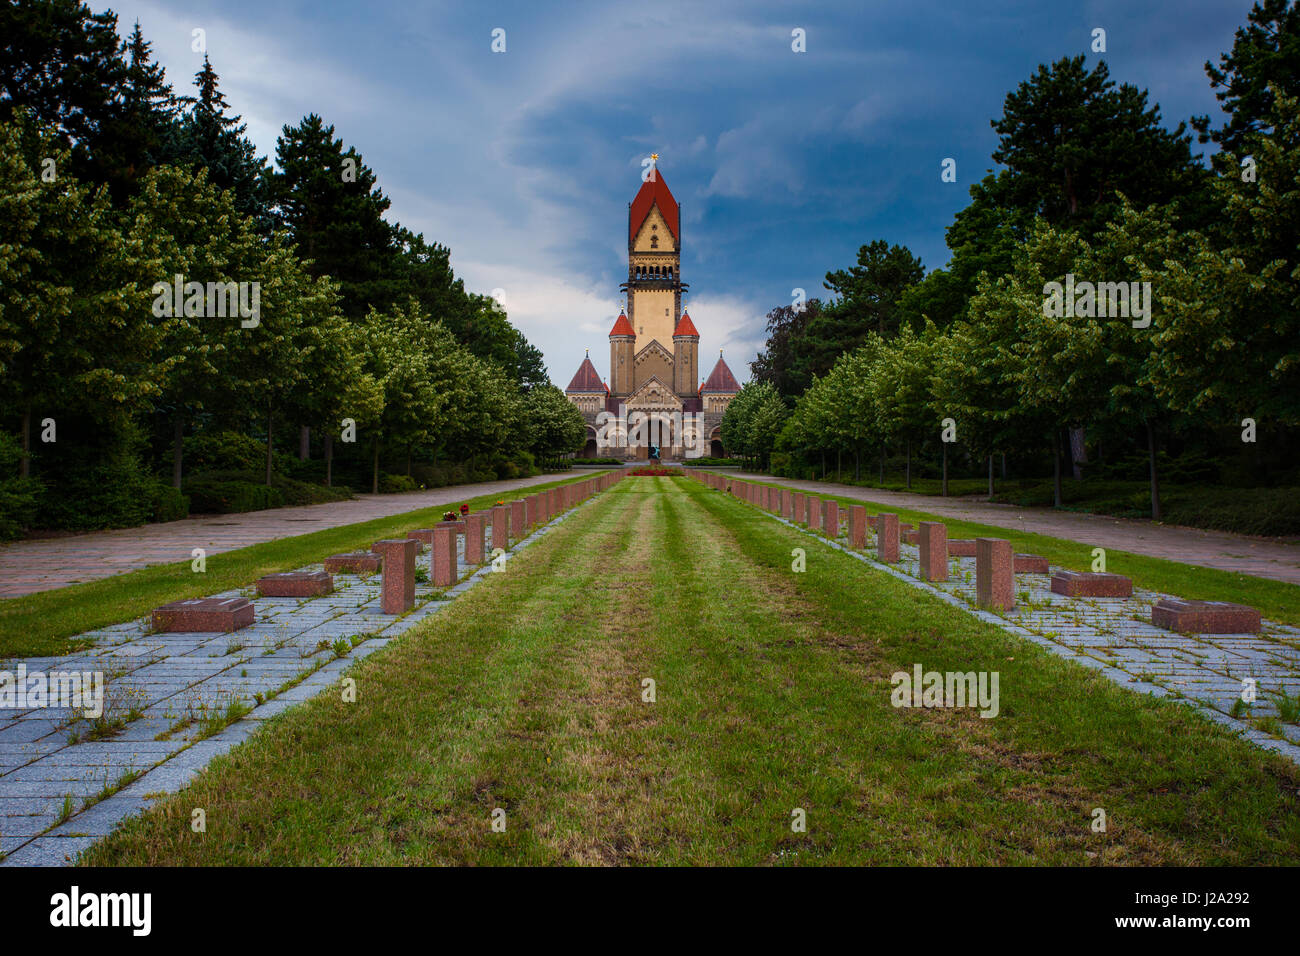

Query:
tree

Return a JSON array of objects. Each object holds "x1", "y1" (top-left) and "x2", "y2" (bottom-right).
[
  {"x1": 165, "y1": 57, "x2": 270, "y2": 227},
  {"x1": 822, "y1": 239, "x2": 925, "y2": 338},
  {"x1": 0, "y1": 0, "x2": 127, "y2": 183},
  {"x1": 0, "y1": 113, "x2": 168, "y2": 477},
  {"x1": 751, "y1": 299, "x2": 822, "y2": 400},
  {"x1": 1192, "y1": 0, "x2": 1300, "y2": 169},
  {"x1": 522, "y1": 385, "x2": 586, "y2": 462},
  {"x1": 991, "y1": 55, "x2": 1208, "y2": 237},
  {"x1": 267, "y1": 114, "x2": 400, "y2": 317}
]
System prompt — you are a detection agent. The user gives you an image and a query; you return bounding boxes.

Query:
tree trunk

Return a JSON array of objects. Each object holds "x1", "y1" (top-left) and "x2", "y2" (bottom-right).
[
  {"x1": 820, "y1": 452, "x2": 825, "y2": 480},
  {"x1": 836, "y1": 448, "x2": 841, "y2": 479},
  {"x1": 854, "y1": 447, "x2": 860, "y2": 481},
  {"x1": 879, "y1": 444, "x2": 885, "y2": 485},
  {"x1": 905, "y1": 440, "x2": 911, "y2": 490},
  {"x1": 941, "y1": 442, "x2": 949, "y2": 496},
  {"x1": 1001, "y1": 452, "x2": 1007, "y2": 480},
  {"x1": 1146, "y1": 418, "x2": 1162, "y2": 521},
  {"x1": 371, "y1": 439, "x2": 380, "y2": 495},
  {"x1": 1052, "y1": 432, "x2": 1062, "y2": 508},
  {"x1": 172, "y1": 416, "x2": 184, "y2": 489},
  {"x1": 20, "y1": 405, "x2": 31, "y2": 478},
  {"x1": 299, "y1": 425, "x2": 310, "y2": 460},
  {"x1": 324, "y1": 434, "x2": 334, "y2": 487},
  {"x1": 406, "y1": 445, "x2": 412, "y2": 477},
  {"x1": 987, "y1": 454, "x2": 994, "y2": 498},
  {"x1": 265, "y1": 405, "x2": 274, "y2": 487}
]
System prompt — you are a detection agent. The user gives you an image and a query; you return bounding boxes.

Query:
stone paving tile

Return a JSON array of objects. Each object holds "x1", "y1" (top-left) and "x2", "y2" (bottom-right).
[
  {"x1": 739, "y1": 489, "x2": 1300, "y2": 764},
  {"x1": 0, "y1": 494, "x2": 592, "y2": 866}
]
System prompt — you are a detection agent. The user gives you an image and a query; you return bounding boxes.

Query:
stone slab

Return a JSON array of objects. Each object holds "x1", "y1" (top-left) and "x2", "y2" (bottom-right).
[
  {"x1": 1152, "y1": 599, "x2": 1261, "y2": 634},
  {"x1": 1050, "y1": 570, "x2": 1133, "y2": 598},
  {"x1": 256, "y1": 570, "x2": 333, "y2": 597},
  {"x1": 152, "y1": 598, "x2": 253, "y2": 633},
  {"x1": 1013, "y1": 554, "x2": 1049, "y2": 574},
  {"x1": 323, "y1": 551, "x2": 381, "y2": 574}
]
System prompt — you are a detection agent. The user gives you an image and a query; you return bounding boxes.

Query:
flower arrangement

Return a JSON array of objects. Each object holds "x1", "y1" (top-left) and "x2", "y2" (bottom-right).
[
  {"x1": 441, "y1": 511, "x2": 458, "y2": 522},
  {"x1": 459, "y1": 504, "x2": 469, "y2": 516},
  {"x1": 495, "y1": 500, "x2": 505, "y2": 507}
]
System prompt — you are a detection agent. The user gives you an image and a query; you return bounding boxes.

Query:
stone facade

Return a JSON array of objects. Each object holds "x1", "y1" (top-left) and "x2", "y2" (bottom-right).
[{"x1": 564, "y1": 166, "x2": 741, "y2": 460}]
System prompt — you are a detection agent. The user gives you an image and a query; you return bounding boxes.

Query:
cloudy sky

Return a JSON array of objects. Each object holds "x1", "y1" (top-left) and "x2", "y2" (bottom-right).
[{"x1": 103, "y1": 0, "x2": 1256, "y2": 387}]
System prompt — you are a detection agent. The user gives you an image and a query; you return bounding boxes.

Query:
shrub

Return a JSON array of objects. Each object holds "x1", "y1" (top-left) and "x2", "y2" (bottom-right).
[
  {"x1": 147, "y1": 481, "x2": 189, "y2": 523},
  {"x1": 379, "y1": 473, "x2": 418, "y2": 494},
  {"x1": 184, "y1": 476, "x2": 284, "y2": 514},
  {"x1": 0, "y1": 432, "x2": 42, "y2": 539}
]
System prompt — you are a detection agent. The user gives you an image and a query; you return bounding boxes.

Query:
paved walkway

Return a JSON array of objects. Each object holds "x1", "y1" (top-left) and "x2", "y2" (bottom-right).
[
  {"x1": 714, "y1": 479, "x2": 1300, "y2": 765},
  {"x1": 726, "y1": 471, "x2": 1300, "y2": 585},
  {"x1": 0, "y1": 473, "x2": 580, "y2": 598},
  {"x1": 0, "y1": 502, "x2": 576, "y2": 866}
]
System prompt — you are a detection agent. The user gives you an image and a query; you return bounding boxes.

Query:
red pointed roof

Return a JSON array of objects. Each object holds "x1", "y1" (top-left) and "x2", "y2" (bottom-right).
[
  {"x1": 700, "y1": 354, "x2": 741, "y2": 394},
  {"x1": 565, "y1": 356, "x2": 605, "y2": 393},
  {"x1": 609, "y1": 310, "x2": 634, "y2": 337},
  {"x1": 629, "y1": 169, "x2": 679, "y2": 243},
  {"x1": 673, "y1": 311, "x2": 699, "y2": 337}
]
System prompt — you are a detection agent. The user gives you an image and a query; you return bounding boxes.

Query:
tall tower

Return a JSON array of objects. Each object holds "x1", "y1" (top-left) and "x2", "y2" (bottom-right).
[
  {"x1": 672, "y1": 310, "x2": 699, "y2": 396},
  {"x1": 620, "y1": 162, "x2": 687, "y2": 354}
]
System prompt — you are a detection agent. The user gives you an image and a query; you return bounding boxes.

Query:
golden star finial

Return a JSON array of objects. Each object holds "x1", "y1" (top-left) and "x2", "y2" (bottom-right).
[{"x1": 650, "y1": 152, "x2": 659, "y2": 161}]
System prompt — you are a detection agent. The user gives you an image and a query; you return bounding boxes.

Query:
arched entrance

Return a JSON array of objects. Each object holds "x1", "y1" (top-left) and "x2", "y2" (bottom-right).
[{"x1": 582, "y1": 426, "x2": 598, "y2": 458}]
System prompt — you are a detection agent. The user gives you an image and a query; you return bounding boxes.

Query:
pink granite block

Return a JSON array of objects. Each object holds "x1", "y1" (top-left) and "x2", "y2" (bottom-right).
[
  {"x1": 1152, "y1": 599, "x2": 1261, "y2": 634},
  {"x1": 431, "y1": 524, "x2": 458, "y2": 587},
  {"x1": 510, "y1": 500, "x2": 525, "y2": 540},
  {"x1": 976, "y1": 538, "x2": 1014, "y2": 610},
  {"x1": 324, "y1": 551, "x2": 381, "y2": 574},
  {"x1": 902, "y1": 530, "x2": 918, "y2": 544},
  {"x1": 876, "y1": 513, "x2": 899, "y2": 563},
  {"x1": 781, "y1": 489, "x2": 793, "y2": 520},
  {"x1": 153, "y1": 597, "x2": 253, "y2": 633},
  {"x1": 492, "y1": 505, "x2": 509, "y2": 551},
  {"x1": 947, "y1": 539, "x2": 977, "y2": 557},
  {"x1": 807, "y1": 497, "x2": 821, "y2": 530},
  {"x1": 406, "y1": 529, "x2": 435, "y2": 550},
  {"x1": 373, "y1": 538, "x2": 418, "y2": 614},
  {"x1": 1050, "y1": 571, "x2": 1132, "y2": 598},
  {"x1": 1013, "y1": 554, "x2": 1049, "y2": 574},
  {"x1": 850, "y1": 505, "x2": 867, "y2": 549},
  {"x1": 256, "y1": 570, "x2": 333, "y2": 597},
  {"x1": 792, "y1": 492, "x2": 805, "y2": 523},
  {"x1": 524, "y1": 494, "x2": 538, "y2": 528},
  {"x1": 918, "y1": 521, "x2": 948, "y2": 581},
  {"x1": 823, "y1": 500, "x2": 839, "y2": 538},
  {"x1": 465, "y1": 512, "x2": 487, "y2": 564}
]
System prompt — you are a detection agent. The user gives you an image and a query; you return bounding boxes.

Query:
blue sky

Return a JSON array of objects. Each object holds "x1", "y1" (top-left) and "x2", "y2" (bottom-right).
[{"x1": 104, "y1": 0, "x2": 1257, "y2": 387}]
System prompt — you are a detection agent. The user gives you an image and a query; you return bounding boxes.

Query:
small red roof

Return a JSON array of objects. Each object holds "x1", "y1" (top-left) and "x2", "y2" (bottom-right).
[
  {"x1": 673, "y1": 311, "x2": 698, "y2": 337},
  {"x1": 565, "y1": 356, "x2": 605, "y2": 393},
  {"x1": 700, "y1": 355, "x2": 741, "y2": 393},
  {"x1": 629, "y1": 169, "x2": 679, "y2": 244},
  {"x1": 609, "y1": 311, "x2": 634, "y2": 337}
]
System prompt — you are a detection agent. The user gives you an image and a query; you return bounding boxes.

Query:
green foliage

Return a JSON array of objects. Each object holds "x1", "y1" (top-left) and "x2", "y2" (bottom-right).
[
  {"x1": 0, "y1": 432, "x2": 41, "y2": 539},
  {"x1": 522, "y1": 385, "x2": 587, "y2": 462}
]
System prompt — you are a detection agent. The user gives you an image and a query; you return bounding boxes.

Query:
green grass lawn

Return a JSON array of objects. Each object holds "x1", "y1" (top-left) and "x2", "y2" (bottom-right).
[
  {"x1": 0, "y1": 472, "x2": 604, "y2": 659},
  {"x1": 82, "y1": 476, "x2": 1300, "y2": 865},
  {"x1": 723, "y1": 475, "x2": 1300, "y2": 627}
]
